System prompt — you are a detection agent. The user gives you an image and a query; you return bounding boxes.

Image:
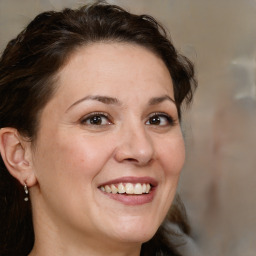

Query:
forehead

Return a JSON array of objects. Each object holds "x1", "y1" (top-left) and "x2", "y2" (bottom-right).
[{"x1": 53, "y1": 42, "x2": 174, "y2": 103}]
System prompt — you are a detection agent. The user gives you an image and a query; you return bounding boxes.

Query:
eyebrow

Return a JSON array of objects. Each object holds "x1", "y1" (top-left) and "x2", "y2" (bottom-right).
[
  {"x1": 66, "y1": 94, "x2": 176, "y2": 112},
  {"x1": 66, "y1": 95, "x2": 121, "y2": 112},
  {"x1": 148, "y1": 95, "x2": 176, "y2": 105}
]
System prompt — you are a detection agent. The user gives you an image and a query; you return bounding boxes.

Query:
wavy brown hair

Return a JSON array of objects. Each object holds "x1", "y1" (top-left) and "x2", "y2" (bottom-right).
[{"x1": 0, "y1": 1, "x2": 197, "y2": 255}]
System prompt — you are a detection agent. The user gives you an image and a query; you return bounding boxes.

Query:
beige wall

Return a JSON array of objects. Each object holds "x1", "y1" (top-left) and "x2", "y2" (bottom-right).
[{"x1": 1, "y1": 0, "x2": 256, "y2": 255}]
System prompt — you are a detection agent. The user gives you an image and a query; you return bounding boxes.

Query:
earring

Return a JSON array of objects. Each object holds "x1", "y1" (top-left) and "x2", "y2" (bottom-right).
[{"x1": 24, "y1": 184, "x2": 29, "y2": 201}]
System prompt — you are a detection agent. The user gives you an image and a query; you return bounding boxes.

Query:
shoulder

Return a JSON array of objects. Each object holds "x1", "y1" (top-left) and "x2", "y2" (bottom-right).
[{"x1": 165, "y1": 222, "x2": 204, "y2": 256}]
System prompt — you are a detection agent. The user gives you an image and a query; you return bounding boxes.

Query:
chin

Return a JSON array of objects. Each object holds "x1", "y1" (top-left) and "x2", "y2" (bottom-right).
[
  {"x1": 115, "y1": 232, "x2": 155, "y2": 245},
  {"x1": 110, "y1": 220, "x2": 159, "y2": 244}
]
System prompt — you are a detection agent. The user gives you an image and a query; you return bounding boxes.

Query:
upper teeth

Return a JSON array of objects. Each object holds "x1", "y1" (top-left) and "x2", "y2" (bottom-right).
[{"x1": 100, "y1": 183, "x2": 151, "y2": 195}]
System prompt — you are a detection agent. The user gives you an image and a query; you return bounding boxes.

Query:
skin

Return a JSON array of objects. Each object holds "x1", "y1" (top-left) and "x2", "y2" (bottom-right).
[{"x1": 24, "y1": 42, "x2": 185, "y2": 256}]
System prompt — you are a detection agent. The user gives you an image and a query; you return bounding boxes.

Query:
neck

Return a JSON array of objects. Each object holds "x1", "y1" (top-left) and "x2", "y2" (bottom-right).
[
  {"x1": 29, "y1": 205, "x2": 142, "y2": 256},
  {"x1": 29, "y1": 241, "x2": 141, "y2": 256}
]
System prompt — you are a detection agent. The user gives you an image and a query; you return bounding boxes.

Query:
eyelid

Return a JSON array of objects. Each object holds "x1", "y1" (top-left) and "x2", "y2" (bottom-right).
[
  {"x1": 146, "y1": 112, "x2": 176, "y2": 125},
  {"x1": 80, "y1": 112, "x2": 113, "y2": 125}
]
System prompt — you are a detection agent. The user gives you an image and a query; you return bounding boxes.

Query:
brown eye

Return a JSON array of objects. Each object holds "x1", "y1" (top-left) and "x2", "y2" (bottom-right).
[
  {"x1": 149, "y1": 116, "x2": 161, "y2": 125},
  {"x1": 81, "y1": 113, "x2": 112, "y2": 126},
  {"x1": 90, "y1": 115, "x2": 103, "y2": 125},
  {"x1": 146, "y1": 113, "x2": 174, "y2": 126}
]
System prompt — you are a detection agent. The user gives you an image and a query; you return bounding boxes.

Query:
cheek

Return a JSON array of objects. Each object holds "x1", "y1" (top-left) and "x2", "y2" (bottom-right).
[
  {"x1": 32, "y1": 133, "x2": 115, "y2": 215},
  {"x1": 42, "y1": 133, "x2": 114, "y2": 181},
  {"x1": 157, "y1": 134, "x2": 185, "y2": 177}
]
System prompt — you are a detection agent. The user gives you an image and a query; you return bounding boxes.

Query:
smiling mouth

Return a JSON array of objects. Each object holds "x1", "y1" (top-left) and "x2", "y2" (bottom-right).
[{"x1": 99, "y1": 183, "x2": 152, "y2": 195}]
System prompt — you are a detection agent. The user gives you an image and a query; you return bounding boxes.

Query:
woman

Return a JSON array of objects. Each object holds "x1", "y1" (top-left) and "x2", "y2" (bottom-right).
[{"x1": 0, "y1": 2, "x2": 197, "y2": 256}]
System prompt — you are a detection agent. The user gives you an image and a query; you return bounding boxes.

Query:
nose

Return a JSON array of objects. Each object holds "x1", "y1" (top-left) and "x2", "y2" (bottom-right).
[{"x1": 114, "y1": 124, "x2": 155, "y2": 166}]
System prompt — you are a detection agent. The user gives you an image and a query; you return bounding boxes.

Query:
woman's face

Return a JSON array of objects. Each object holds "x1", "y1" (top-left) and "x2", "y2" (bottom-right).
[{"x1": 30, "y1": 43, "x2": 185, "y2": 247}]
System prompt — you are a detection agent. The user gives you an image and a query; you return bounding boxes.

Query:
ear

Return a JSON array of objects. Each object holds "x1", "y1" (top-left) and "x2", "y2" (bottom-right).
[{"x1": 0, "y1": 127, "x2": 37, "y2": 187}]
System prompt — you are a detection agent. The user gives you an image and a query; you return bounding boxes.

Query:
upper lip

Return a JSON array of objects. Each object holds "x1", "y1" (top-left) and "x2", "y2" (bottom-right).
[{"x1": 98, "y1": 176, "x2": 158, "y2": 187}]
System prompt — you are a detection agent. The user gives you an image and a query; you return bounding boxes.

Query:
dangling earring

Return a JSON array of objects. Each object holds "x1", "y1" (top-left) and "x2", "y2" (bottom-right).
[{"x1": 24, "y1": 184, "x2": 29, "y2": 201}]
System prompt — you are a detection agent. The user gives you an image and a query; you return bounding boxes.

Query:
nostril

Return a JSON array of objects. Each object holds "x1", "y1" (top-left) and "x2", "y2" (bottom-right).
[
  {"x1": 125, "y1": 158, "x2": 138, "y2": 162},
  {"x1": 114, "y1": 134, "x2": 155, "y2": 165},
  {"x1": 124, "y1": 157, "x2": 153, "y2": 166}
]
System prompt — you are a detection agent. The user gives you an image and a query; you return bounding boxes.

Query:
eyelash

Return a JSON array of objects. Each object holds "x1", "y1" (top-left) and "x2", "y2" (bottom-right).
[
  {"x1": 80, "y1": 112, "x2": 112, "y2": 126},
  {"x1": 79, "y1": 112, "x2": 175, "y2": 127},
  {"x1": 146, "y1": 112, "x2": 175, "y2": 126}
]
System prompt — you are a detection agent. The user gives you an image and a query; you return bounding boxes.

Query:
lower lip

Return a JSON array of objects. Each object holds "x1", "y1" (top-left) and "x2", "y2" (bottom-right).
[{"x1": 99, "y1": 188, "x2": 156, "y2": 206}]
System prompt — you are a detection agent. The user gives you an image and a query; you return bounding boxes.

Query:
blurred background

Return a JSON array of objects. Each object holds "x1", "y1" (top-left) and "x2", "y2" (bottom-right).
[{"x1": 0, "y1": 0, "x2": 255, "y2": 255}]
